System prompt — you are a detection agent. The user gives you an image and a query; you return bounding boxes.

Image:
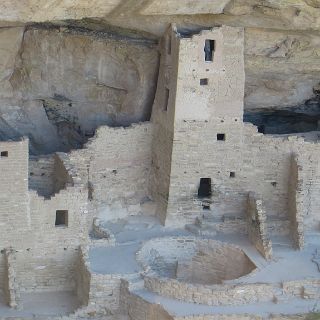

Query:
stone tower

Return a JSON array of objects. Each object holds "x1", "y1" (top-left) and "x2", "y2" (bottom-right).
[{"x1": 150, "y1": 25, "x2": 246, "y2": 226}]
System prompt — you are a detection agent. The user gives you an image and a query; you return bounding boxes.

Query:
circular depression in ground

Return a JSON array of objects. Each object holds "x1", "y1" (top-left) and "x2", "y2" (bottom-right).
[{"x1": 137, "y1": 237, "x2": 256, "y2": 285}]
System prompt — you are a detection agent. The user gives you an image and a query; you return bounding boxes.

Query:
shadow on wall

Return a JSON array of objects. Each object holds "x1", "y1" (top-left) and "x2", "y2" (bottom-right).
[
  {"x1": 29, "y1": 154, "x2": 73, "y2": 198},
  {"x1": 244, "y1": 94, "x2": 320, "y2": 135}
]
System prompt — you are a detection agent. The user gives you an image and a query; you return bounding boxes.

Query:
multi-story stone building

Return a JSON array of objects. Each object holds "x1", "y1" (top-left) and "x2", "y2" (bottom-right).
[{"x1": 0, "y1": 24, "x2": 319, "y2": 319}]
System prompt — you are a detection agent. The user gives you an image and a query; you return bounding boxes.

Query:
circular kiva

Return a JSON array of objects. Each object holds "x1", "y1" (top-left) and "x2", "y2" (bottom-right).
[
  {"x1": 137, "y1": 237, "x2": 256, "y2": 285},
  {"x1": 137, "y1": 237, "x2": 263, "y2": 305}
]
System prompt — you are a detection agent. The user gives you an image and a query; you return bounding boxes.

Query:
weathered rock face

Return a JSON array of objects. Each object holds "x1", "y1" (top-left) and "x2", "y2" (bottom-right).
[
  {"x1": 0, "y1": 0, "x2": 319, "y2": 153},
  {"x1": 0, "y1": 25, "x2": 158, "y2": 153}
]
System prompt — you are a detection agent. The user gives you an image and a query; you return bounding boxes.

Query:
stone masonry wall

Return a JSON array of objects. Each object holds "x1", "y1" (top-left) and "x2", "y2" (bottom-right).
[
  {"x1": 144, "y1": 276, "x2": 276, "y2": 306},
  {"x1": 0, "y1": 139, "x2": 29, "y2": 290},
  {"x1": 151, "y1": 26, "x2": 320, "y2": 235},
  {"x1": 3, "y1": 249, "x2": 20, "y2": 308},
  {"x1": 1, "y1": 122, "x2": 153, "y2": 294},
  {"x1": 17, "y1": 186, "x2": 89, "y2": 292},
  {"x1": 0, "y1": 139, "x2": 90, "y2": 293},
  {"x1": 75, "y1": 246, "x2": 124, "y2": 314},
  {"x1": 120, "y1": 281, "x2": 174, "y2": 320},
  {"x1": 297, "y1": 148, "x2": 320, "y2": 233},
  {"x1": 144, "y1": 276, "x2": 320, "y2": 307},
  {"x1": 288, "y1": 154, "x2": 305, "y2": 249},
  {"x1": 67, "y1": 123, "x2": 153, "y2": 220},
  {"x1": 246, "y1": 192, "x2": 272, "y2": 260},
  {"x1": 88, "y1": 123, "x2": 153, "y2": 218},
  {"x1": 75, "y1": 246, "x2": 90, "y2": 307},
  {"x1": 150, "y1": 26, "x2": 179, "y2": 224},
  {"x1": 167, "y1": 120, "x2": 320, "y2": 230}
]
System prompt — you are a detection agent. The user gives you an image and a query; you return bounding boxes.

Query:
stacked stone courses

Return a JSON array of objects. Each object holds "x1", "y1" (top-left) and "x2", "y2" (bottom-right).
[{"x1": 0, "y1": 24, "x2": 319, "y2": 320}]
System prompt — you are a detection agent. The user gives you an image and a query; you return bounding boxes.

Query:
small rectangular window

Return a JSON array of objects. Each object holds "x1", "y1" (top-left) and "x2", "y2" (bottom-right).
[
  {"x1": 230, "y1": 172, "x2": 236, "y2": 178},
  {"x1": 217, "y1": 134, "x2": 225, "y2": 141},
  {"x1": 200, "y1": 78, "x2": 208, "y2": 86},
  {"x1": 55, "y1": 210, "x2": 68, "y2": 227},
  {"x1": 164, "y1": 88, "x2": 170, "y2": 111},
  {"x1": 1, "y1": 151, "x2": 8, "y2": 157},
  {"x1": 204, "y1": 39, "x2": 215, "y2": 62}
]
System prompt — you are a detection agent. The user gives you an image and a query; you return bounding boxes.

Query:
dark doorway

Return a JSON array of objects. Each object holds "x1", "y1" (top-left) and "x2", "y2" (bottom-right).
[
  {"x1": 198, "y1": 178, "x2": 212, "y2": 198},
  {"x1": 204, "y1": 40, "x2": 215, "y2": 62}
]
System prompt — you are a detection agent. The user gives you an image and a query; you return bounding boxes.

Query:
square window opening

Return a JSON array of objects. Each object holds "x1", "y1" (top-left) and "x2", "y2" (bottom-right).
[
  {"x1": 198, "y1": 178, "x2": 212, "y2": 198},
  {"x1": 217, "y1": 133, "x2": 225, "y2": 141},
  {"x1": 1, "y1": 151, "x2": 8, "y2": 157},
  {"x1": 229, "y1": 172, "x2": 236, "y2": 178},
  {"x1": 204, "y1": 39, "x2": 215, "y2": 62},
  {"x1": 55, "y1": 210, "x2": 68, "y2": 227},
  {"x1": 200, "y1": 78, "x2": 208, "y2": 86}
]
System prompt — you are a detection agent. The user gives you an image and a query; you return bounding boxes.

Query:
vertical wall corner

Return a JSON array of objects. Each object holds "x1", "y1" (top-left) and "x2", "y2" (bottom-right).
[
  {"x1": 288, "y1": 153, "x2": 305, "y2": 250},
  {"x1": 246, "y1": 192, "x2": 273, "y2": 260}
]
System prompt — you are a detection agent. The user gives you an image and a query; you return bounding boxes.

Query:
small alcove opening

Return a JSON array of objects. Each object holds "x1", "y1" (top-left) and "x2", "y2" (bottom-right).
[
  {"x1": 164, "y1": 88, "x2": 170, "y2": 111},
  {"x1": 200, "y1": 78, "x2": 208, "y2": 86},
  {"x1": 1, "y1": 151, "x2": 8, "y2": 157},
  {"x1": 217, "y1": 133, "x2": 225, "y2": 141},
  {"x1": 229, "y1": 172, "x2": 236, "y2": 178},
  {"x1": 204, "y1": 39, "x2": 215, "y2": 62},
  {"x1": 271, "y1": 182, "x2": 277, "y2": 187},
  {"x1": 198, "y1": 178, "x2": 212, "y2": 198},
  {"x1": 55, "y1": 210, "x2": 68, "y2": 227},
  {"x1": 202, "y1": 204, "x2": 210, "y2": 210}
]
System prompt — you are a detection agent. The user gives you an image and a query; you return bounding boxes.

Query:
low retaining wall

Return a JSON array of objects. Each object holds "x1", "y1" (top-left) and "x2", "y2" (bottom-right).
[
  {"x1": 143, "y1": 275, "x2": 320, "y2": 306},
  {"x1": 144, "y1": 276, "x2": 276, "y2": 306}
]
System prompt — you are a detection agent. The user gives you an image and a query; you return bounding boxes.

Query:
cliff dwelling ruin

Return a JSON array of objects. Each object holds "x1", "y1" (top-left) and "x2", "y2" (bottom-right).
[{"x1": 0, "y1": 1, "x2": 320, "y2": 320}]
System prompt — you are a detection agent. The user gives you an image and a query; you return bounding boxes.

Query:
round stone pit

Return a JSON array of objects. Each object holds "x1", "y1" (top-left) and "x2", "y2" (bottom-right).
[{"x1": 137, "y1": 237, "x2": 263, "y2": 306}]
